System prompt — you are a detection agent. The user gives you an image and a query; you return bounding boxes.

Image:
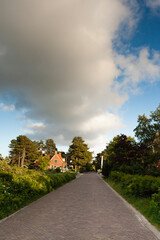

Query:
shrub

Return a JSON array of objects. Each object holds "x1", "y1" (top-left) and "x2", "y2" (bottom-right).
[
  {"x1": 102, "y1": 161, "x2": 112, "y2": 177},
  {"x1": 55, "y1": 167, "x2": 61, "y2": 173},
  {"x1": 0, "y1": 167, "x2": 76, "y2": 219},
  {"x1": 109, "y1": 171, "x2": 160, "y2": 197},
  {"x1": 151, "y1": 190, "x2": 160, "y2": 220},
  {"x1": 0, "y1": 160, "x2": 12, "y2": 172}
]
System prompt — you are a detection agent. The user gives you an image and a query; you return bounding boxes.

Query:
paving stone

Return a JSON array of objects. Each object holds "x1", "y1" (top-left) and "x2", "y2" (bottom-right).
[{"x1": 0, "y1": 173, "x2": 159, "y2": 240}]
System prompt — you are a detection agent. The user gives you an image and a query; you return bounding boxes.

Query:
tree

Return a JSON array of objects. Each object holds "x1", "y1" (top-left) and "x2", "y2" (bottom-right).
[
  {"x1": 153, "y1": 132, "x2": 160, "y2": 154},
  {"x1": 102, "y1": 134, "x2": 139, "y2": 176},
  {"x1": 133, "y1": 104, "x2": 160, "y2": 173},
  {"x1": 68, "y1": 136, "x2": 92, "y2": 171},
  {"x1": 106, "y1": 134, "x2": 135, "y2": 165},
  {"x1": 35, "y1": 155, "x2": 50, "y2": 170},
  {"x1": 44, "y1": 139, "x2": 56, "y2": 158},
  {"x1": 9, "y1": 135, "x2": 39, "y2": 167},
  {"x1": 94, "y1": 150, "x2": 107, "y2": 171},
  {"x1": 134, "y1": 104, "x2": 160, "y2": 148},
  {"x1": 94, "y1": 153, "x2": 101, "y2": 171},
  {"x1": 0, "y1": 154, "x2": 4, "y2": 161},
  {"x1": 134, "y1": 114, "x2": 153, "y2": 146},
  {"x1": 34, "y1": 140, "x2": 45, "y2": 155}
]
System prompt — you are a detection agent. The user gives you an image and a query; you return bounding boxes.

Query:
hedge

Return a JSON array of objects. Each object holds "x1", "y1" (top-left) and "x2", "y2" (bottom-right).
[
  {"x1": 109, "y1": 171, "x2": 160, "y2": 222},
  {"x1": 0, "y1": 162, "x2": 76, "y2": 219},
  {"x1": 109, "y1": 171, "x2": 160, "y2": 197}
]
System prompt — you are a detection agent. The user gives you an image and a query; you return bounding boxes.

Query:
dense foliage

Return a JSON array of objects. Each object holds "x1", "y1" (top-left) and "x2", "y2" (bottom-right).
[
  {"x1": 109, "y1": 171, "x2": 160, "y2": 197},
  {"x1": 44, "y1": 139, "x2": 56, "y2": 158},
  {"x1": 68, "y1": 136, "x2": 92, "y2": 171},
  {"x1": 134, "y1": 104, "x2": 160, "y2": 149},
  {"x1": 95, "y1": 104, "x2": 160, "y2": 177},
  {"x1": 9, "y1": 136, "x2": 57, "y2": 168},
  {"x1": 0, "y1": 160, "x2": 76, "y2": 219},
  {"x1": 9, "y1": 135, "x2": 39, "y2": 168},
  {"x1": 34, "y1": 155, "x2": 50, "y2": 170},
  {"x1": 108, "y1": 171, "x2": 160, "y2": 222},
  {"x1": 101, "y1": 134, "x2": 160, "y2": 177}
]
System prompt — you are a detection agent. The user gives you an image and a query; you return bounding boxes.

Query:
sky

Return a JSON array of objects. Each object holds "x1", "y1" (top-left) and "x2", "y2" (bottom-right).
[{"x1": 0, "y1": 0, "x2": 160, "y2": 157}]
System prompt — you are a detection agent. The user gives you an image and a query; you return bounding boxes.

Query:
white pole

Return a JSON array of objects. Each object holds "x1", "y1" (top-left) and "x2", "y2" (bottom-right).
[{"x1": 101, "y1": 156, "x2": 103, "y2": 170}]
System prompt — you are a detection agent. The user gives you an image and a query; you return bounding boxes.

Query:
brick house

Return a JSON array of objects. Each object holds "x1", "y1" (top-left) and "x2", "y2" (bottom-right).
[{"x1": 49, "y1": 151, "x2": 67, "y2": 172}]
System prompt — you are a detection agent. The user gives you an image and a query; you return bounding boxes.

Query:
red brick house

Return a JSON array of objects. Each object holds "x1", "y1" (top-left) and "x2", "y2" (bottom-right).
[{"x1": 48, "y1": 151, "x2": 67, "y2": 172}]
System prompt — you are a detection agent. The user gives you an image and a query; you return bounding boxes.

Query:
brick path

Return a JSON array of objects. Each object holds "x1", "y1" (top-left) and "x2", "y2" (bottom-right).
[{"x1": 0, "y1": 173, "x2": 159, "y2": 240}]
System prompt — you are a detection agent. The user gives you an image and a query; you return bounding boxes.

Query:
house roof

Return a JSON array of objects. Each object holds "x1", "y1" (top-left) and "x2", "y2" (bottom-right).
[
  {"x1": 50, "y1": 151, "x2": 66, "y2": 164},
  {"x1": 58, "y1": 153, "x2": 63, "y2": 161}
]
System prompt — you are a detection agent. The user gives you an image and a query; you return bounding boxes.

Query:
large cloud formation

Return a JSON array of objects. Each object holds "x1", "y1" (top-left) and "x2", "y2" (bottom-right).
[
  {"x1": 0, "y1": 0, "x2": 160, "y2": 153},
  {"x1": 146, "y1": 0, "x2": 160, "y2": 9}
]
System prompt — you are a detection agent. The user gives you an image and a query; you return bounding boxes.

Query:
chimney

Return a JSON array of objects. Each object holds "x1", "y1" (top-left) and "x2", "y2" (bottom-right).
[
  {"x1": 59, "y1": 152, "x2": 61, "y2": 156},
  {"x1": 55, "y1": 150, "x2": 57, "y2": 155}
]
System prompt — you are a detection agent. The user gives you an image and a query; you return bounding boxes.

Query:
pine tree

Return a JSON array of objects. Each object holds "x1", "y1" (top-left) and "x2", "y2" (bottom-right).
[
  {"x1": 68, "y1": 136, "x2": 92, "y2": 170},
  {"x1": 44, "y1": 139, "x2": 56, "y2": 158},
  {"x1": 9, "y1": 135, "x2": 39, "y2": 167}
]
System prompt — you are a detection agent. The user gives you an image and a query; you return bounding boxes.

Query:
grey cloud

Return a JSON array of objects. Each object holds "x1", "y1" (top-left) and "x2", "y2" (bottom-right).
[
  {"x1": 146, "y1": 0, "x2": 160, "y2": 9},
  {"x1": 0, "y1": 0, "x2": 157, "y2": 153}
]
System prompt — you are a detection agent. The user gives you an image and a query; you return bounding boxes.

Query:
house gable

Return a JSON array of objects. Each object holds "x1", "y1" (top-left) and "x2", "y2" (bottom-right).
[{"x1": 49, "y1": 151, "x2": 66, "y2": 171}]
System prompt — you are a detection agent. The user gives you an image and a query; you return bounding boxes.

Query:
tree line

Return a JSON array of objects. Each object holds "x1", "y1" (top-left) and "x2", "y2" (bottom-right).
[
  {"x1": 94, "y1": 104, "x2": 160, "y2": 177},
  {"x1": 9, "y1": 137, "x2": 56, "y2": 168},
  {"x1": 0, "y1": 135, "x2": 93, "y2": 171}
]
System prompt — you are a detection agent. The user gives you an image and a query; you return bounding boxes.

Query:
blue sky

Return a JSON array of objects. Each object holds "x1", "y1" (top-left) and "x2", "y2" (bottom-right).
[
  {"x1": 0, "y1": 0, "x2": 160, "y2": 157},
  {"x1": 118, "y1": 1, "x2": 160, "y2": 137}
]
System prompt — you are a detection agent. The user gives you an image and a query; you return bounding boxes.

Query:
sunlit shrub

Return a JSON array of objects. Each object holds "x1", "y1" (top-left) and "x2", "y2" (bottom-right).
[
  {"x1": 0, "y1": 167, "x2": 76, "y2": 219},
  {"x1": 109, "y1": 171, "x2": 160, "y2": 197}
]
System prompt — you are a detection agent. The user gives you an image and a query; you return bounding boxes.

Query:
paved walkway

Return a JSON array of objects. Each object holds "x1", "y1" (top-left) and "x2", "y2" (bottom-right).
[{"x1": 0, "y1": 173, "x2": 159, "y2": 240}]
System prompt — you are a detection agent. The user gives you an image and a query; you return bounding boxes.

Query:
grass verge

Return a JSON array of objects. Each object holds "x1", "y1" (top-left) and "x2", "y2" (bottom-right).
[{"x1": 104, "y1": 177, "x2": 160, "y2": 231}]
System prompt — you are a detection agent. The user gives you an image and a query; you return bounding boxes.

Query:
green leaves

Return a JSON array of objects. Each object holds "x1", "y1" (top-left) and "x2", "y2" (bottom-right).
[
  {"x1": 9, "y1": 135, "x2": 39, "y2": 167},
  {"x1": 0, "y1": 163, "x2": 76, "y2": 219},
  {"x1": 35, "y1": 155, "x2": 50, "y2": 170},
  {"x1": 68, "y1": 136, "x2": 92, "y2": 170},
  {"x1": 109, "y1": 171, "x2": 160, "y2": 197},
  {"x1": 9, "y1": 136, "x2": 58, "y2": 168},
  {"x1": 134, "y1": 104, "x2": 160, "y2": 147},
  {"x1": 44, "y1": 139, "x2": 56, "y2": 158}
]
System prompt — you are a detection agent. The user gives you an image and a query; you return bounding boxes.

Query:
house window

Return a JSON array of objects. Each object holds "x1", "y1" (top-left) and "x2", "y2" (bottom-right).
[{"x1": 54, "y1": 159, "x2": 57, "y2": 163}]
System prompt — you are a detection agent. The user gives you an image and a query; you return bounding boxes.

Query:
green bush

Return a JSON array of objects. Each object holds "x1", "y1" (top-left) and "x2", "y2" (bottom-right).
[
  {"x1": 0, "y1": 164, "x2": 76, "y2": 219},
  {"x1": 108, "y1": 171, "x2": 160, "y2": 224},
  {"x1": 0, "y1": 160, "x2": 12, "y2": 172},
  {"x1": 102, "y1": 161, "x2": 112, "y2": 177},
  {"x1": 55, "y1": 167, "x2": 61, "y2": 173},
  {"x1": 151, "y1": 190, "x2": 160, "y2": 220},
  {"x1": 109, "y1": 171, "x2": 160, "y2": 197}
]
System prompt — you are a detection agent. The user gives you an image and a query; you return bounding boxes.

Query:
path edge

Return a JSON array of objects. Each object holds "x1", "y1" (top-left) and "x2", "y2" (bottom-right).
[{"x1": 98, "y1": 174, "x2": 160, "y2": 240}]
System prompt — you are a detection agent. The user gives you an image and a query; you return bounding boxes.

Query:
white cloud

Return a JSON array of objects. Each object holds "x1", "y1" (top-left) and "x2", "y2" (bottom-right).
[
  {"x1": 115, "y1": 48, "x2": 160, "y2": 93},
  {"x1": 0, "y1": 103, "x2": 15, "y2": 111},
  {"x1": 146, "y1": 0, "x2": 160, "y2": 8},
  {"x1": 79, "y1": 113, "x2": 124, "y2": 133},
  {"x1": 24, "y1": 121, "x2": 46, "y2": 135},
  {"x1": 0, "y1": 1, "x2": 160, "y2": 154},
  {"x1": 27, "y1": 122, "x2": 46, "y2": 130}
]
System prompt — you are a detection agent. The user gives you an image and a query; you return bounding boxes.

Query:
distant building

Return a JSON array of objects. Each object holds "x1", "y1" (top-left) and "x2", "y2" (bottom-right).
[{"x1": 49, "y1": 151, "x2": 67, "y2": 172}]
